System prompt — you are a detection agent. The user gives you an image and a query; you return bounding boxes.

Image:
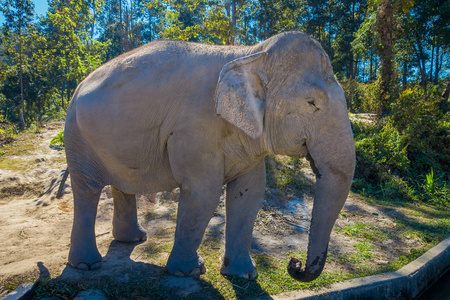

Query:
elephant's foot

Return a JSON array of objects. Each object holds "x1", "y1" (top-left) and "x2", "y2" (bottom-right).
[
  {"x1": 220, "y1": 255, "x2": 258, "y2": 280},
  {"x1": 68, "y1": 248, "x2": 102, "y2": 271},
  {"x1": 165, "y1": 253, "x2": 206, "y2": 278},
  {"x1": 113, "y1": 222, "x2": 147, "y2": 243}
]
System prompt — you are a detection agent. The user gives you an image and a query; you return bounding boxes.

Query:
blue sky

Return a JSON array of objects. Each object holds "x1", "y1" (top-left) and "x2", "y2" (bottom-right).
[{"x1": 0, "y1": 0, "x2": 49, "y2": 24}]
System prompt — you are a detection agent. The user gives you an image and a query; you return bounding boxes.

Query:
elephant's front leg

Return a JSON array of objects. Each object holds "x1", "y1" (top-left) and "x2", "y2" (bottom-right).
[
  {"x1": 165, "y1": 136, "x2": 224, "y2": 277},
  {"x1": 221, "y1": 160, "x2": 265, "y2": 280}
]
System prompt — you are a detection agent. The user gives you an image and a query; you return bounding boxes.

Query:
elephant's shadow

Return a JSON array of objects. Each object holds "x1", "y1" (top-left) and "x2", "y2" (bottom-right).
[{"x1": 35, "y1": 241, "x2": 268, "y2": 299}]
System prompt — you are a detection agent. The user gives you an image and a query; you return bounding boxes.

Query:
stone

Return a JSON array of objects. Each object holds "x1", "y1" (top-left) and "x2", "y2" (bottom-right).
[{"x1": 2, "y1": 282, "x2": 36, "y2": 300}]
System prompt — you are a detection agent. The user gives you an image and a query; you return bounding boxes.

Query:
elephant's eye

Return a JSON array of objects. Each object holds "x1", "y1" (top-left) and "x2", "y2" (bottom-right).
[{"x1": 307, "y1": 100, "x2": 320, "y2": 112}]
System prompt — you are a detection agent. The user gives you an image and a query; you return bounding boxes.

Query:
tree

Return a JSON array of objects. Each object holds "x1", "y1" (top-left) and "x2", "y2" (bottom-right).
[
  {"x1": 0, "y1": 0, "x2": 35, "y2": 127},
  {"x1": 44, "y1": 0, "x2": 107, "y2": 108},
  {"x1": 160, "y1": 0, "x2": 231, "y2": 45},
  {"x1": 372, "y1": 0, "x2": 413, "y2": 116}
]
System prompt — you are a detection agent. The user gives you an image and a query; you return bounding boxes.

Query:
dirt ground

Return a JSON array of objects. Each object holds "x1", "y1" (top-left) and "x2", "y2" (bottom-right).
[{"x1": 0, "y1": 122, "x2": 435, "y2": 297}]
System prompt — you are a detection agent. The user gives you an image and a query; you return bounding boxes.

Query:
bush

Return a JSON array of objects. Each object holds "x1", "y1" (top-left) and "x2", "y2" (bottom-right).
[
  {"x1": 50, "y1": 129, "x2": 64, "y2": 146},
  {"x1": 342, "y1": 80, "x2": 381, "y2": 114},
  {"x1": 351, "y1": 83, "x2": 450, "y2": 206}
]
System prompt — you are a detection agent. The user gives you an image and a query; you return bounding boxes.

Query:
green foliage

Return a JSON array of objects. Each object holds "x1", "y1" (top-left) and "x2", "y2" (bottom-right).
[
  {"x1": 158, "y1": 1, "x2": 232, "y2": 44},
  {"x1": 421, "y1": 169, "x2": 450, "y2": 207},
  {"x1": 265, "y1": 156, "x2": 306, "y2": 191},
  {"x1": 343, "y1": 80, "x2": 385, "y2": 114},
  {"x1": 353, "y1": 241, "x2": 376, "y2": 260},
  {"x1": 352, "y1": 83, "x2": 450, "y2": 207},
  {"x1": 50, "y1": 129, "x2": 64, "y2": 146}
]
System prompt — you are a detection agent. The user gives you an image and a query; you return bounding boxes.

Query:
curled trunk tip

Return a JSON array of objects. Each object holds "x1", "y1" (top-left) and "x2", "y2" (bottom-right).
[{"x1": 287, "y1": 257, "x2": 323, "y2": 282}]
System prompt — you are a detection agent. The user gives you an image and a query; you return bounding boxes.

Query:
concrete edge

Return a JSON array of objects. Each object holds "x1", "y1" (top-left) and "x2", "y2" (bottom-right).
[{"x1": 254, "y1": 236, "x2": 450, "y2": 300}]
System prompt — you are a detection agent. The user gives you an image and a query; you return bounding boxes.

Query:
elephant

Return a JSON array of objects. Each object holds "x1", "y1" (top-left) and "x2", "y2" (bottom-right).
[{"x1": 63, "y1": 31, "x2": 355, "y2": 282}]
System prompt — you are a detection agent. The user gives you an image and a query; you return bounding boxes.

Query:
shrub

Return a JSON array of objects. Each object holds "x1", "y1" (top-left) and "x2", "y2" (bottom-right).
[
  {"x1": 342, "y1": 80, "x2": 381, "y2": 114},
  {"x1": 352, "y1": 83, "x2": 450, "y2": 206},
  {"x1": 50, "y1": 129, "x2": 64, "y2": 146}
]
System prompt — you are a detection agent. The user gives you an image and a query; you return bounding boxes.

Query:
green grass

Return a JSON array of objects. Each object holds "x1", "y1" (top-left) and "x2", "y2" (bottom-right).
[
  {"x1": 336, "y1": 222, "x2": 390, "y2": 241},
  {"x1": 0, "y1": 158, "x2": 37, "y2": 171}
]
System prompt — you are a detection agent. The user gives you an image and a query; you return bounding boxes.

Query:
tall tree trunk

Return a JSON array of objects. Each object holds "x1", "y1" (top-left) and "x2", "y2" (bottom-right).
[
  {"x1": 369, "y1": 50, "x2": 374, "y2": 81},
  {"x1": 375, "y1": 0, "x2": 396, "y2": 117},
  {"x1": 230, "y1": 0, "x2": 236, "y2": 45},
  {"x1": 125, "y1": 5, "x2": 129, "y2": 51},
  {"x1": 19, "y1": 42, "x2": 26, "y2": 127},
  {"x1": 429, "y1": 44, "x2": 434, "y2": 83},
  {"x1": 415, "y1": 41, "x2": 427, "y2": 90},
  {"x1": 225, "y1": 1, "x2": 231, "y2": 44},
  {"x1": 434, "y1": 46, "x2": 440, "y2": 84},
  {"x1": 349, "y1": 52, "x2": 354, "y2": 79},
  {"x1": 119, "y1": 0, "x2": 124, "y2": 54},
  {"x1": 91, "y1": 0, "x2": 96, "y2": 40}
]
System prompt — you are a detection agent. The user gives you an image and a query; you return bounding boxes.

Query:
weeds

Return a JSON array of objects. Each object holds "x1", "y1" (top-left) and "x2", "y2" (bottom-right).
[{"x1": 50, "y1": 129, "x2": 64, "y2": 146}]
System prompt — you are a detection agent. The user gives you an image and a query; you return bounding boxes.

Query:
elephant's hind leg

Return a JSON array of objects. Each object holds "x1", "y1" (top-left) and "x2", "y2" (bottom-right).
[
  {"x1": 68, "y1": 174, "x2": 103, "y2": 270},
  {"x1": 112, "y1": 186, "x2": 147, "y2": 242}
]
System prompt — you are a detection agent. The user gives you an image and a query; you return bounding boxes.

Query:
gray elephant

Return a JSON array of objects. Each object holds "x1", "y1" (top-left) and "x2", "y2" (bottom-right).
[{"x1": 63, "y1": 31, "x2": 355, "y2": 282}]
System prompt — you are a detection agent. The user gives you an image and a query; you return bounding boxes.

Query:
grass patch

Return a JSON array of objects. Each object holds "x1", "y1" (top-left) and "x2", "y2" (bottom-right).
[
  {"x1": 266, "y1": 156, "x2": 309, "y2": 193},
  {"x1": 0, "y1": 133, "x2": 38, "y2": 157},
  {"x1": 336, "y1": 222, "x2": 390, "y2": 241},
  {"x1": 353, "y1": 241, "x2": 376, "y2": 259},
  {"x1": 0, "y1": 158, "x2": 37, "y2": 171}
]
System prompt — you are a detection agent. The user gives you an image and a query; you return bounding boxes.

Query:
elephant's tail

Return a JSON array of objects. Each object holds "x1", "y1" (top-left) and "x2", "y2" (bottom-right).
[{"x1": 56, "y1": 168, "x2": 69, "y2": 199}]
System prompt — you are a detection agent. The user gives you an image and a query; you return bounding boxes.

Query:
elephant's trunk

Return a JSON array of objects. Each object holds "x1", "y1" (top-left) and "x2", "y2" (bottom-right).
[{"x1": 288, "y1": 129, "x2": 355, "y2": 282}]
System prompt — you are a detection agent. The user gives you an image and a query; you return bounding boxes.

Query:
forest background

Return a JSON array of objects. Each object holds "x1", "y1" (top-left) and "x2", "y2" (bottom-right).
[{"x1": 0, "y1": 0, "x2": 449, "y2": 206}]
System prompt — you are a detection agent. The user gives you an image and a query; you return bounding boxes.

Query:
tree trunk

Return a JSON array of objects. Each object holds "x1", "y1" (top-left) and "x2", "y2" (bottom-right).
[
  {"x1": 376, "y1": 0, "x2": 396, "y2": 117},
  {"x1": 225, "y1": 1, "x2": 231, "y2": 45},
  {"x1": 119, "y1": 0, "x2": 124, "y2": 54},
  {"x1": 230, "y1": 0, "x2": 236, "y2": 45},
  {"x1": 92, "y1": 0, "x2": 96, "y2": 40},
  {"x1": 429, "y1": 44, "x2": 434, "y2": 83},
  {"x1": 434, "y1": 46, "x2": 440, "y2": 84},
  {"x1": 349, "y1": 51, "x2": 354, "y2": 79},
  {"x1": 18, "y1": 41, "x2": 26, "y2": 127}
]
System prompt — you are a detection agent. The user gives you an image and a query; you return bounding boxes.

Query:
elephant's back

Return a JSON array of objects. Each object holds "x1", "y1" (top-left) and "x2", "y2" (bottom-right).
[{"x1": 65, "y1": 41, "x2": 245, "y2": 193}]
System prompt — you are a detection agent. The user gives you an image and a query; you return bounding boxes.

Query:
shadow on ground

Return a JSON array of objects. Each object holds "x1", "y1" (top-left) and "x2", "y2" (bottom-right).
[{"x1": 32, "y1": 240, "x2": 268, "y2": 299}]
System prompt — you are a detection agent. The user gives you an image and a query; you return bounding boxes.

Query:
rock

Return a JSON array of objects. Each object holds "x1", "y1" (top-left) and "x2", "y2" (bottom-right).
[
  {"x1": 35, "y1": 158, "x2": 46, "y2": 163},
  {"x1": 73, "y1": 289, "x2": 108, "y2": 300},
  {"x1": 2, "y1": 282, "x2": 36, "y2": 300}
]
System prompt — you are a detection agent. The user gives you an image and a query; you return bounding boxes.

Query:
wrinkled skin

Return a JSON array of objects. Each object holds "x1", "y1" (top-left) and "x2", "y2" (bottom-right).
[{"x1": 65, "y1": 31, "x2": 355, "y2": 281}]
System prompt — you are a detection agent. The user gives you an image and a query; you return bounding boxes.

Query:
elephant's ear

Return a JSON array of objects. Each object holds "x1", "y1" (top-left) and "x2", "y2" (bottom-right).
[{"x1": 215, "y1": 52, "x2": 268, "y2": 140}]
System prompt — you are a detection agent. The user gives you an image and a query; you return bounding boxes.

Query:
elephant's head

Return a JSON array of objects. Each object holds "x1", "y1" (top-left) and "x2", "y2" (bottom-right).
[{"x1": 215, "y1": 32, "x2": 355, "y2": 282}]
